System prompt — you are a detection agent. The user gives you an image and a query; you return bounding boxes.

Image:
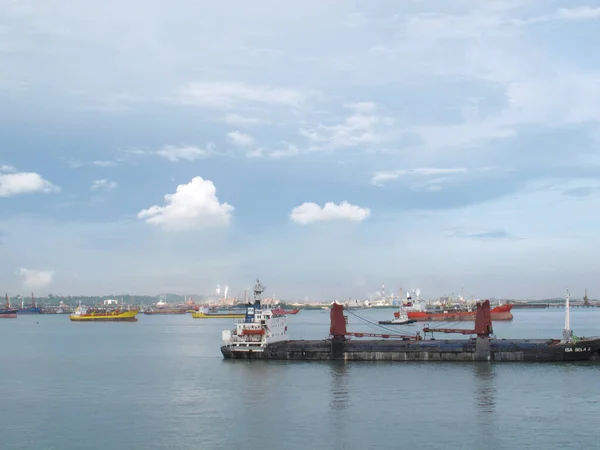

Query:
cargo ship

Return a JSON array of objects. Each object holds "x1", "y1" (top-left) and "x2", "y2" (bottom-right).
[
  {"x1": 402, "y1": 303, "x2": 513, "y2": 321},
  {"x1": 69, "y1": 303, "x2": 139, "y2": 322},
  {"x1": 17, "y1": 294, "x2": 41, "y2": 314},
  {"x1": 143, "y1": 307, "x2": 187, "y2": 315},
  {"x1": 270, "y1": 307, "x2": 300, "y2": 315},
  {"x1": 1, "y1": 294, "x2": 17, "y2": 318},
  {"x1": 143, "y1": 296, "x2": 187, "y2": 315},
  {"x1": 221, "y1": 286, "x2": 600, "y2": 362}
]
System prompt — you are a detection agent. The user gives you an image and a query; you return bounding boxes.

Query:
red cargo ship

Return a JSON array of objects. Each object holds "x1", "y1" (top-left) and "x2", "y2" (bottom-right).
[
  {"x1": 270, "y1": 307, "x2": 300, "y2": 315},
  {"x1": 398, "y1": 304, "x2": 513, "y2": 321}
]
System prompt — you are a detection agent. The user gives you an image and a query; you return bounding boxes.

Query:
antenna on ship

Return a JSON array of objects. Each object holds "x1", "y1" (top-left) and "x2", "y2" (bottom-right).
[{"x1": 562, "y1": 290, "x2": 572, "y2": 342}]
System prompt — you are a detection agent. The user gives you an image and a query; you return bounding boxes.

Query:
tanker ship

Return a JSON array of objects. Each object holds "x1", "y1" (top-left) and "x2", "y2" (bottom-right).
[
  {"x1": 69, "y1": 302, "x2": 139, "y2": 322},
  {"x1": 221, "y1": 284, "x2": 600, "y2": 362},
  {"x1": 404, "y1": 304, "x2": 513, "y2": 321}
]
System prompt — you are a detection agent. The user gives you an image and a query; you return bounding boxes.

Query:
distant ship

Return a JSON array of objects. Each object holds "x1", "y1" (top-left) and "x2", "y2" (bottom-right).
[
  {"x1": 403, "y1": 304, "x2": 513, "y2": 321},
  {"x1": 192, "y1": 307, "x2": 246, "y2": 319},
  {"x1": 379, "y1": 290, "x2": 416, "y2": 325},
  {"x1": 69, "y1": 302, "x2": 139, "y2": 322},
  {"x1": 143, "y1": 307, "x2": 187, "y2": 315},
  {"x1": 17, "y1": 293, "x2": 41, "y2": 314},
  {"x1": 270, "y1": 307, "x2": 300, "y2": 315},
  {"x1": 1, "y1": 293, "x2": 17, "y2": 319},
  {"x1": 143, "y1": 297, "x2": 187, "y2": 315},
  {"x1": 143, "y1": 296, "x2": 199, "y2": 314}
]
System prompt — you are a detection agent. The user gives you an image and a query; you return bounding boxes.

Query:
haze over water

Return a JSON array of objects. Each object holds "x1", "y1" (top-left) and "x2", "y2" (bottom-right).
[{"x1": 3, "y1": 308, "x2": 600, "y2": 450}]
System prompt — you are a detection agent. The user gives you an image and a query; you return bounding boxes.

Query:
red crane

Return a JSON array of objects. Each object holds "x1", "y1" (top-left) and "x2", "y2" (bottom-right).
[{"x1": 329, "y1": 303, "x2": 421, "y2": 340}]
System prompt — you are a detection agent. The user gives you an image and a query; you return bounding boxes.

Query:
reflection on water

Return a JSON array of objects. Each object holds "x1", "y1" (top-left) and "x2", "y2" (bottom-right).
[
  {"x1": 473, "y1": 363, "x2": 496, "y2": 413},
  {"x1": 330, "y1": 362, "x2": 350, "y2": 411}
]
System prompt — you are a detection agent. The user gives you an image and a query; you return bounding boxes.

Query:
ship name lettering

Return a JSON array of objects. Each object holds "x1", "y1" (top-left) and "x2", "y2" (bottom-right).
[{"x1": 565, "y1": 347, "x2": 591, "y2": 353}]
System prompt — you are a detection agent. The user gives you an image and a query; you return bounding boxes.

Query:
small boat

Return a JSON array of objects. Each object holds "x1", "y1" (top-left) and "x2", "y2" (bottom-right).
[
  {"x1": 1, "y1": 294, "x2": 17, "y2": 319},
  {"x1": 69, "y1": 302, "x2": 139, "y2": 322},
  {"x1": 379, "y1": 289, "x2": 416, "y2": 325}
]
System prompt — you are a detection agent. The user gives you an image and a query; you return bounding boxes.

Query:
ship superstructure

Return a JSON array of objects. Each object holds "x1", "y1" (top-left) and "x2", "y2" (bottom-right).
[{"x1": 221, "y1": 279, "x2": 288, "y2": 353}]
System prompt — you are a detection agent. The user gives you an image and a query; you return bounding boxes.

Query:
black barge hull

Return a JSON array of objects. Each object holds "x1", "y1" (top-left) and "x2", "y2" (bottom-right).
[{"x1": 221, "y1": 337, "x2": 600, "y2": 362}]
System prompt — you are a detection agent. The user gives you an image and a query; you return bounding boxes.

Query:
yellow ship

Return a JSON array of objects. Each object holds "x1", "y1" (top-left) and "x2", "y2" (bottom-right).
[
  {"x1": 191, "y1": 310, "x2": 245, "y2": 319},
  {"x1": 69, "y1": 305, "x2": 139, "y2": 322}
]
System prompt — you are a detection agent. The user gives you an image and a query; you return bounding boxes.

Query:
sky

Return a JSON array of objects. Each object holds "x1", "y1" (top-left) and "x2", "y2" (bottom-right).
[{"x1": 1, "y1": 0, "x2": 600, "y2": 301}]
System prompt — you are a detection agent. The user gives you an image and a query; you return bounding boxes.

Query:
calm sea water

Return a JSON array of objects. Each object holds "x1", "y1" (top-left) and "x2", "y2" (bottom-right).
[{"x1": 2, "y1": 308, "x2": 600, "y2": 449}]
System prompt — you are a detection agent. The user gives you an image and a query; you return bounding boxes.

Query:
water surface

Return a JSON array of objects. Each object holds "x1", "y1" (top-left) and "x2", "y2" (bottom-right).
[{"x1": 2, "y1": 308, "x2": 600, "y2": 449}]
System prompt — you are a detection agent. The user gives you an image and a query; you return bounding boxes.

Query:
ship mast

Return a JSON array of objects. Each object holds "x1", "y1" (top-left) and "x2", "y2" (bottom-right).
[
  {"x1": 562, "y1": 290, "x2": 572, "y2": 342},
  {"x1": 253, "y1": 278, "x2": 265, "y2": 305},
  {"x1": 5, "y1": 293, "x2": 9, "y2": 309},
  {"x1": 399, "y1": 288, "x2": 403, "y2": 315}
]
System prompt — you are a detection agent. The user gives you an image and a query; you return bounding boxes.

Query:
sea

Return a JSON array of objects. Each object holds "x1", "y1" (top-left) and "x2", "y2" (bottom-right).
[{"x1": 2, "y1": 307, "x2": 600, "y2": 450}]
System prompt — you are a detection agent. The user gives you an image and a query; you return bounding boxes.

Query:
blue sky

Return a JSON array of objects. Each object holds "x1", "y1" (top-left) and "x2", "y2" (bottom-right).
[{"x1": 1, "y1": 0, "x2": 600, "y2": 300}]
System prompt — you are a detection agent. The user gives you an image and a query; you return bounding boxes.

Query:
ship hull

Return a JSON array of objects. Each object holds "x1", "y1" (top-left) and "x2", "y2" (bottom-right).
[
  {"x1": 17, "y1": 307, "x2": 41, "y2": 314},
  {"x1": 222, "y1": 337, "x2": 600, "y2": 362},
  {"x1": 192, "y1": 312, "x2": 245, "y2": 319},
  {"x1": 270, "y1": 308, "x2": 300, "y2": 315},
  {"x1": 0, "y1": 309, "x2": 18, "y2": 318},
  {"x1": 69, "y1": 310, "x2": 139, "y2": 322},
  {"x1": 70, "y1": 316, "x2": 138, "y2": 322},
  {"x1": 378, "y1": 319, "x2": 416, "y2": 325},
  {"x1": 406, "y1": 305, "x2": 513, "y2": 321}
]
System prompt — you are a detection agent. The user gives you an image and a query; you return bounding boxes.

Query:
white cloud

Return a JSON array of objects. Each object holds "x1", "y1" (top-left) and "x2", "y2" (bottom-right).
[
  {"x1": 92, "y1": 160, "x2": 117, "y2": 167},
  {"x1": 0, "y1": 165, "x2": 16, "y2": 172},
  {"x1": 16, "y1": 268, "x2": 55, "y2": 291},
  {"x1": 227, "y1": 131, "x2": 255, "y2": 147},
  {"x1": 138, "y1": 176, "x2": 234, "y2": 230},
  {"x1": 290, "y1": 201, "x2": 370, "y2": 224},
  {"x1": 268, "y1": 143, "x2": 300, "y2": 159},
  {"x1": 177, "y1": 82, "x2": 310, "y2": 108},
  {"x1": 0, "y1": 171, "x2": 60, "y2": 197},
  {"x1": 246, "y1": 148, "x2": 265, "y2": 158},
  {"x1": 345, "y1": 102, "x2": 377, "y2": 113},
  {"x1": 222, "y1": 114, "x2": 265, "y2": 127},
  {"x1": 245, "y1": 143, "x2": 300, "y2": 159},
  {"x1": 371, "y1": 168, "x2": 467, "y2": 186},
  {"x1": 302, "y1": 103, "x2": 393, "y2": 150},
  {"x1": 68, "y1": 159, "x2": 118, "y2": 169},
  {"x1": 557, "y1": 7, "x2": 600, "y2": 21},
  {"x1": 91, "y1": 179, "x2": 117, "y2": 192},
  {"x1": 155, "y1": 144, "x2": 213, "y2": 162}
]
